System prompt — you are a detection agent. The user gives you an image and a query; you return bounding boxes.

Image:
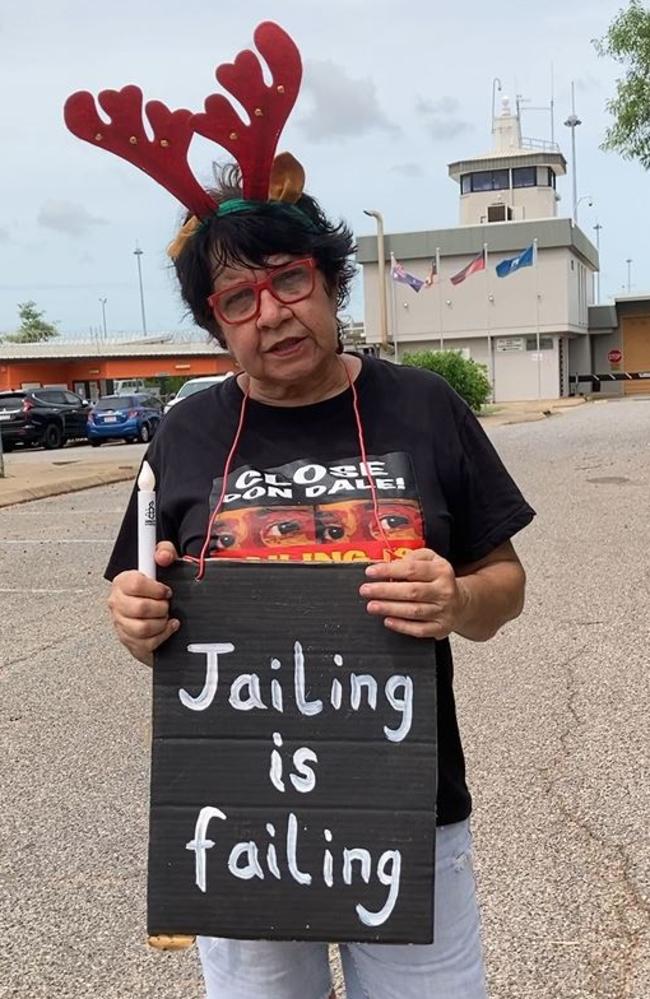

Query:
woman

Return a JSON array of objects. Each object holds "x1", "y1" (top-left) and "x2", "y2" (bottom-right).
[
  {"x1": 67, "y1": 20, "x2": 535, "y2": 998},
  {"x1": 105, "y1": 166, "x2": 534, "y2": 999}
]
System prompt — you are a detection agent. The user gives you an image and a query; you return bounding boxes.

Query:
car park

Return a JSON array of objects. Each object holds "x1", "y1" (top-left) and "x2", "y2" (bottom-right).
[
  {"x1": 0, "y1": 388, "x2": 91, "y2": 450},
  {"x1": 86, "y1": 393, "x2": 163, "y2": 446},
  {"x1": 163, "y1": 373, "x2": 233, "y2": 414}
]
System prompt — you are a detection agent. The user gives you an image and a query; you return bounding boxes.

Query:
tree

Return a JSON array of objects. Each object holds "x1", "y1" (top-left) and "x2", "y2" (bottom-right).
[
  {"x1": 401, "y1": 350, "x2": 492, "y2": 412},
  {"x1": 5, "y1": 301, "x2": 59, "y2": 343},
  {"x1": 595, "y1": 0, "x2": 650, "y2": 168}
]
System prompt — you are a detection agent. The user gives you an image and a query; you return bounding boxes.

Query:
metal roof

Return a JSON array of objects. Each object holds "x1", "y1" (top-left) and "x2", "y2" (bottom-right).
[
  {"x1": 613, "y1": 294, "x2": 650, "y2": 305},
  {"x1": 448, "y1": 149, "x2": 567, "y2": 180},
  {"x1": 0, "y1": 339, "x2": 227, "y2": 362}
]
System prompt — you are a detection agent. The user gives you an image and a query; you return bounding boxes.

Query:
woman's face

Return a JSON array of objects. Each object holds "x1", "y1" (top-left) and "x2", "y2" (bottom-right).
[{"x1": 210, "y1": 255, "x2": 339, "y2": 386}]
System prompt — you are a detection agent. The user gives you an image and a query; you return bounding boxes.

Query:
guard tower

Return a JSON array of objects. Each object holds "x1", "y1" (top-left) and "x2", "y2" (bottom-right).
[{"x1": 448, "y1": 97, "x2": 567, "y2": 225}]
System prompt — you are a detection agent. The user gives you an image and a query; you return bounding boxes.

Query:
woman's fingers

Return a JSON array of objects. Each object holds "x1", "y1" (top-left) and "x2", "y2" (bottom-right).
[
  {"x1": 155, "y1": 541, "x2": 179, "y2": 566},
  {"x1": 108, "y1": 555, "x2": 180, "y2": 664}
]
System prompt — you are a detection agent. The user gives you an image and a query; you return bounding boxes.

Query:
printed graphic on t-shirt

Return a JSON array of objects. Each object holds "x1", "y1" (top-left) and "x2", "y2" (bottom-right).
[{"x1": 207, "y1": 452, "x2": 425, "y2": 562}]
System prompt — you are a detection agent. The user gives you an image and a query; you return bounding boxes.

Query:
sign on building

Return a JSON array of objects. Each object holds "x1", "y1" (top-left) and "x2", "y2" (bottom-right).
[
  {"x1": 496, "y1": 337, "x2": 525, "y2": 352},
  {"x1": 149, "y1": 560, "x2": 438, "y2": 944}
]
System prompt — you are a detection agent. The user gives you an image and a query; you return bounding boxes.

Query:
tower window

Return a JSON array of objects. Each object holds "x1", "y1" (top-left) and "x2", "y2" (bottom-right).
[
  {"x1": 513, "y1": 166, "x2": 536, "y2": 188},
  {"x1": 470, "y1": 169, "x2": 510, "y2": 192},
  {"x1": 461, "y1": 174, "x2": 471, "y2": 194}
]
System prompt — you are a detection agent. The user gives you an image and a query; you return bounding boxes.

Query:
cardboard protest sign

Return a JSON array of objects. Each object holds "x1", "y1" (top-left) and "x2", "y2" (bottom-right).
[{"x1": 149, "y1": 560, "x2": 437, "y2": 943}]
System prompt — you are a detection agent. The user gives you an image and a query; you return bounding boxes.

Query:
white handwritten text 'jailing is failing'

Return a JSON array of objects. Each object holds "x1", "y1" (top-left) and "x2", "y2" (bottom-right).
[{"x1": 179, "y1": 640, "x2": 415, "y2": 927}]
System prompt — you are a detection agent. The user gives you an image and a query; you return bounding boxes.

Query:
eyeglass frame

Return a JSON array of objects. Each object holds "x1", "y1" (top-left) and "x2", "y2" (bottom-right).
[{"x1": 207, "y1": 257, "x2": 317, "y2": 326}]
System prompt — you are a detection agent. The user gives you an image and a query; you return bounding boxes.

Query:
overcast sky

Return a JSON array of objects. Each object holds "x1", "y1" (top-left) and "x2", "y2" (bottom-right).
[{"x1": 1, "y1": 0, "x2": 646, "y2": 336}]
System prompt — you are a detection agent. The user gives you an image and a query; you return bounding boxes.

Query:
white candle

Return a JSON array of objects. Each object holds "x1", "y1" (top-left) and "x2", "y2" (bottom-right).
[{"x1": 137, "y1": 460, "x2": 157, "y2": 578}]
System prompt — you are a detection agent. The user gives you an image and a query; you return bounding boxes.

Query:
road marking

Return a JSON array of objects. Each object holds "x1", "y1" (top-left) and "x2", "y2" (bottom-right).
[
  {"x1": 0, "y1": 539, "x2": 113, "y2": 544},
  {"x1": 0, "y1": 587, "x2": 90, "y2": 594}
]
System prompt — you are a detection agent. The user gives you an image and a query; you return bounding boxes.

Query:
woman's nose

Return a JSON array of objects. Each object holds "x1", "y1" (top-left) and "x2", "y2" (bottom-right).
[{"x1": 256, "y1": 288, "x2": 289, "y2": 328}]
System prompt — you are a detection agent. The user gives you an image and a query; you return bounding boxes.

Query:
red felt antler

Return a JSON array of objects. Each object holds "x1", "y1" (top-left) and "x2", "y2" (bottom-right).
[
  {"x1": 192, "y1": 22, "x2": 302, "y2": 201},
  {"x1": 63, "y1": 85, "x2": 217, "y2": 218},
  {"x1": 63, "y1": 22, "x2": 303, "y2": 223}
]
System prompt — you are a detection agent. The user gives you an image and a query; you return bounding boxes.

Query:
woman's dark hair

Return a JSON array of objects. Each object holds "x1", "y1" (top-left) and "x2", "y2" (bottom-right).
[{"x1": 173, "y1": 164, "x2": 357, "y2": 346}]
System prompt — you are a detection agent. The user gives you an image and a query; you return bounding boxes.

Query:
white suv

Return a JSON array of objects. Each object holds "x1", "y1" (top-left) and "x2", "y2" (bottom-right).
[{"x1": 163, "y1": 374, "x2": 234, "y2": 414}]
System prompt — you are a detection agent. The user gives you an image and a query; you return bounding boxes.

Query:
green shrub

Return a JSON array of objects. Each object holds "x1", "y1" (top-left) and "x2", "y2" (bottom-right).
[{"x1": 401, "y1": 350, "x2": 492, "y2": 412}]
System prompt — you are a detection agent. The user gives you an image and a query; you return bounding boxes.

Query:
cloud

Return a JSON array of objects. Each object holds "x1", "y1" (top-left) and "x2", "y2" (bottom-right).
[
  {"x1": 0, "y1": 226, "x2": 10, "y2": 242},
  {"x1": 299, "y1": 59, "x2": 399, "y2": 142},
  {"x1": 37, "y1": 201, "x2": 108, "y2": 238},
  {"x1": 390, "y1": 163, "x2": 424, "y2": 177},
  {"x1": 416, "y1": 95, "x2": 473, "y2": 142}
]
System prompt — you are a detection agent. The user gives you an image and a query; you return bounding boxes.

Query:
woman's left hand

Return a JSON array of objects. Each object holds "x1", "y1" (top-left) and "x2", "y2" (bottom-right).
[{"x1": 359, "y1": 548, "x2": 467, "y2": 639}]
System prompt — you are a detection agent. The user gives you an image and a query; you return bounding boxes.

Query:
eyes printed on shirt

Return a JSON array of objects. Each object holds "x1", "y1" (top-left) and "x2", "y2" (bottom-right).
[
  {"x1": 210, "y1": 506, "x2": 316, "y2": 551},
  {"x1": 315, "y1": 499, "x2": 423, "y2": 545},
  {"x1": 209, "y1": 499, "x2": 424, "y2": 553}
]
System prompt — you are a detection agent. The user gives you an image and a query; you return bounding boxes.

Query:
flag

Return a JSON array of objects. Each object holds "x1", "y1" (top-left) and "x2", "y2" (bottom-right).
[
  {"x1": 496, "y1": 244, "x2": 535, "y2": 278},
  {"x1": 450, "y1": 250, "x2": 486, "y2": 286},
  {"x1": 423, "y1": 259, "x2": 438, "y2": 287},
  {"x1": 391, "y1": 255, "x2": 424, "y2": 293}
]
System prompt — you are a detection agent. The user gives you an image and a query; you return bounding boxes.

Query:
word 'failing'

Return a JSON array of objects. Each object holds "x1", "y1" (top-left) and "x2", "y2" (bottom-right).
[{"x1": 187, "y1": 809, "x2": 402, "y2": 927}]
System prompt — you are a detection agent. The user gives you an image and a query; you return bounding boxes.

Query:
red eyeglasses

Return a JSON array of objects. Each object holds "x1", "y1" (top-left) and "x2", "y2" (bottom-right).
[{"x1": 207, "y1": 257, "x2": 316, "y2": 326}]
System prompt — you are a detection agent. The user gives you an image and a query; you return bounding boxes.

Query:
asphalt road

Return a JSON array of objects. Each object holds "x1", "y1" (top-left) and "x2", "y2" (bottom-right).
[{"x1": 0, "y1": 398, "x2": 648, "y2": 999}]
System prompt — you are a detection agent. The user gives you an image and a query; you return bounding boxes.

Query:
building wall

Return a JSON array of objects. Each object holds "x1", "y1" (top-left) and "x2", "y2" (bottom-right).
[
  {"x1": 622, "y1": 313, "x2": 650, "y2": 395},
  {"x1": 0, "y1": 353, "x2": 236, "y2": 392},
  {"x1": 460, "y1": 188, "x2": 557, "y2": 225},
  {"x1": 491, "y1": 334, "x2": 559, "y2": 401},
  {"x1": 365, "y1": 246, "x2": 588, "y2": 348},
  {"x1": 396, "y1": 334, "x2": 558, "y2": 402}
]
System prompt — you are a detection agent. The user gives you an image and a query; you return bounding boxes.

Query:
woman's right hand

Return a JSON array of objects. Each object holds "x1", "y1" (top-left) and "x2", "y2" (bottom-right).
[{"x1": 108, "y1": 541, "x2": 181, "y2": 667}]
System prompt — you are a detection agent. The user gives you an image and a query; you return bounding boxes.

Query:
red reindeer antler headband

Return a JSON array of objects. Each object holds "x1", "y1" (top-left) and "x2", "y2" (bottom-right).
[{"x1": 63, "y1": 22, "x2": 305, "y2": 257}]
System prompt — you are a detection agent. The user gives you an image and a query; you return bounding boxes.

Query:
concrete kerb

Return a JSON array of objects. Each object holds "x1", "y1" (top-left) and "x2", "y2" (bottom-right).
[
  {"x1": 477, "y1": 395, "x2": 590, "y2": 428},
  {"x1": 0, "y1": 462, "x2": 138, "y2": 508}
]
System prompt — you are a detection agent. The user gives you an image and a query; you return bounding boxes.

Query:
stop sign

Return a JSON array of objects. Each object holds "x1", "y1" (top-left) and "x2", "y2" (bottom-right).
[{"x1": 608, "y1": 348, "x2": 623, "y2": 364}]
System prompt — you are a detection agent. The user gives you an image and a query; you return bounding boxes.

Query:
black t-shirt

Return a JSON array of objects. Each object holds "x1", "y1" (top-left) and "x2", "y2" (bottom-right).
[{"x1": 106, "y1": 354, "x2": 535, "y2": 825}]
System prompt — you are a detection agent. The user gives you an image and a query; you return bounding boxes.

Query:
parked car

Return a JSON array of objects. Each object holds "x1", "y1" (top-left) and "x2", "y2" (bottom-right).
[
  {"x1": 163, "y1": 374, "x2": 233, "y2": 414},
  {"x1": 0, "y1": 388, "x2": 91, "y2": 450},
  {"x1": 87, "y1": 393, "x2": 163, "y2": 446},
  {"x1": 113, "y1": 379, "x2": 161, "y2": 398}
]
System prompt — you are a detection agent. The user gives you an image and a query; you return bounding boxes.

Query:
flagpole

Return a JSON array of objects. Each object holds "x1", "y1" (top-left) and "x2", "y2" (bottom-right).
[
  {"x1": 436, "y1": 247, "x2": 444, "y2": 351},
  {"x1": 484, "y1": 242, "x2": 494, "y2": 402},
  {"x1": 389, "y1": 252, "x2": 399, "y2": 364},
  {"x1": 534, "y1": 238, "x2": 541, "y2": 400}
]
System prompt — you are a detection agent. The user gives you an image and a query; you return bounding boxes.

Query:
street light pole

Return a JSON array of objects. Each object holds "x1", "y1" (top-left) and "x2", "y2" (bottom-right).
[
  {"x1": 99, "y1": 297, "x2": 108, "y2": 340},
  {"x1": 133, "y1": 242, "x2": 148, "y2": 335},
  {"x1": 626, "y1": 258, "x2": 633, "y2": 293},
  {"x1": 363, "y1": 210, "x2": 388, "y2": 352},
  {"x1": 564, "y1": 81, "x2": 582, "y2": 224},
  {"x1": 593, "y1": 223, "x2": 603, "y2": 304},
  {"x1": 491, "y1": 77, "x2": 502, "y2": 132}
]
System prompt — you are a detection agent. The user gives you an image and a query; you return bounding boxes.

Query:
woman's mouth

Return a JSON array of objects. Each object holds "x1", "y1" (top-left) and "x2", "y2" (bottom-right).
[{"x1": 268, "y1": 337, "x2": 307, "y2": 356}]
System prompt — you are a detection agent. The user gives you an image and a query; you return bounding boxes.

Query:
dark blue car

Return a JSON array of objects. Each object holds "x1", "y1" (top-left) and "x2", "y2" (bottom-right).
[{"x1": 87, "y1": 393, "x2": 163, "y2": 446}]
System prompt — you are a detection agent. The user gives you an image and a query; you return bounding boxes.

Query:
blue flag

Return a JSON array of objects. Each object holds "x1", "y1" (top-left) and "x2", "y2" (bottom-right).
[{"x1": 496, "y1": 244, "x2": 535, "y2": 278}]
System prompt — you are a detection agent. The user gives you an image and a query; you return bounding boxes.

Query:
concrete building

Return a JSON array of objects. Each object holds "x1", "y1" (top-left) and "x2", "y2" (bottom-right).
[{"x1": 358, "y1": 98, "x2": 613, "y2": 401}]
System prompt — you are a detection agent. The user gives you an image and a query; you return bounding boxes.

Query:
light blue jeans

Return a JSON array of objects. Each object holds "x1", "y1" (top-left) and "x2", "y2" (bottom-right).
[{"x1": 197, "y1": 819, "x2": 487, "y2": 999}]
